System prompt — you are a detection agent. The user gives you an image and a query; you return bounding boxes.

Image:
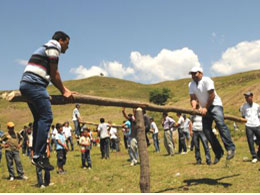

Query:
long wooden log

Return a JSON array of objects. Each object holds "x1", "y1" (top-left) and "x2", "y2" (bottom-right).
[
  {"x1": 6, "y1": 91, "x2": 246, "y2": 123},
  {"x1": 81, "y1": 121, "x2": 123, "y2": 129}
]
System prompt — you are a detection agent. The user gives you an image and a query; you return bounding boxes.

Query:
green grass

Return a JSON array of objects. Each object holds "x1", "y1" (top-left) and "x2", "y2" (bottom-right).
[
  {"x1": 1, "y1": 70, "x2": 260, "y2": 192},
  {"x1": 0, "y1": 134, "x2": 260, "y2": 193}
]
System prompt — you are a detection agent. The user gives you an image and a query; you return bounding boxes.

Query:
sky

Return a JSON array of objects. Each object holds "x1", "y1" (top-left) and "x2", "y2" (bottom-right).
[{"x1": 1, "y1": 0, "x2": 260, "y2": 90}]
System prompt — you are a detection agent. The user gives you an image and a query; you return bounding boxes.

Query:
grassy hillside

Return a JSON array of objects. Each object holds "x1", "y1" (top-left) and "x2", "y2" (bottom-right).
[
  {"x1": 2, "y1": 69, "x2": 260, "y2": 131},
  {"x1": 1, "y1": 70, "x2": 260, "y2": 192}
]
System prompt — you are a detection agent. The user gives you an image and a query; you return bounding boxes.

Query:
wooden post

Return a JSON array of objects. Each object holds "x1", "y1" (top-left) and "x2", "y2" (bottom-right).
[{"x1": 135, "y1": 108, "x2": 150, "y2": 193}]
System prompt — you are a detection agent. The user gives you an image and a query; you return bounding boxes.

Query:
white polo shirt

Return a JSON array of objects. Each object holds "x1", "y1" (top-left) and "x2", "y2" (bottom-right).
[
  {"x1": 240, "y1": 102, "x2": 260, "y2": 127},
  {"x1": 151, "y1": 121, "x2": 159, "y2": 134},
  {"x1": 177, "y1": 116, "x2": 185, "y2": 129},
  {"x1": 189, "y1": 76, "x2": 222, "y2": 108}
]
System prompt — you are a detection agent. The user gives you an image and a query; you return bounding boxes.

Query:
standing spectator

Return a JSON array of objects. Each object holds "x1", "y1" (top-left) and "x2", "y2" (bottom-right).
[
  {"x1": 122, "y1": 121, "x2": 128, "y2": 149},
  {"x1": 190, "y1": 102, "x2": 211, "y2": 165},
  {"x1": 72, "y1": 104, "x2": 81, "y2": 138},
  {"x1": 162, "y1": 112, "x2": 175, "y2": 156},
  {"x1": 97, "y1": 118, "x2": 111, "y2": 159},
  {"x1": 63, "y1": 121, "x2": 74, "y2": 151},
  {"x1": 109, "y1": 122, "x2": 119, "y2": 152},
  {"x1": 122, "y1": 108, "x2": 138, "y2": 166},
  {"x1": 240, "y1": 92, "x2": 260, "y2": 163},
  {"x1": 19, "y1": 126, "x2": 28, "y2": 156},
  {"x1": 50, "y1": 125, "x2": 57, "y2": 152},
  {"x1": 19, "y1": 31, "x2": 75, "y2": 171},
  {"x1": 56, "y1": 123, "x2": 68, "y2": 174},
  {"x1": 0, "y1": 124, "x2": 4, "y2": 164},
  {"x1": 26, "y1": 128, "x2": 33, "y2": 158},
  {"x1": 35, "y1": 137, "x2": 54, "y2": 188},
  {"x1": 79, "y1": 128, "x2": 92, "y2": 169},
  {"x1": 150, "y1": 118, "x2": 160, "y2": 152},
  {"x1": 143, "y1": 110, "x2": 151, "y2": 147},
  {"x1": 122, "y1": 119, "x2": 132, "y2": 161},
  {"x1": 189, "y1": 66, "x2": 235, "y2": 164},
  {"x1": 176, "y1": 112, "x2": 187, "y2": 154},
  {"x1": 1, "y1": 122, "x2": 28, "y2": 181},
  {"x1": 183, "y1": 114, "x2": 192, "y2": 149}
]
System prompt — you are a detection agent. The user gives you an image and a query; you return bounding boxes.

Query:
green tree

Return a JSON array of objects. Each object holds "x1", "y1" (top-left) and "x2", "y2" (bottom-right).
[{"x1": 149, "y1": 88, "x2": 171, "y2": 105}]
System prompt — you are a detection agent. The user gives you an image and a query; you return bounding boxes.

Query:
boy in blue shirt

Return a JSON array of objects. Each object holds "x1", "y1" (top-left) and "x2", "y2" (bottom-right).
[{"x1": 56, "y1": 123, "x2": 68, "y2": 174}]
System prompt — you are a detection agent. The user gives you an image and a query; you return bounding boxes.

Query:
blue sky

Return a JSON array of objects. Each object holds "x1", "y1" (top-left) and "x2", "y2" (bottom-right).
[{"x1": 1, "y1": 0, "x2": 260, "y2": 90}]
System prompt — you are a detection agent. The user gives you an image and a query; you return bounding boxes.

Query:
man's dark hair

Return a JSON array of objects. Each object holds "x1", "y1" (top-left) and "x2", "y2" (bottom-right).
[
  {"x1": 163, "y1": 112, "x2": 168, "y2": 116},
  {"x1": 52, "y1": 31, "x2": 70, "y2": 41},
  {"x1": 100, "y1": 118, "x2": 105, "y2": 123}
]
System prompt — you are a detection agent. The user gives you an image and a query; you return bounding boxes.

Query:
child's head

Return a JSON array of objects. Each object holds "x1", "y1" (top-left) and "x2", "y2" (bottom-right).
[
  {"x1": 56, "y1": 123, "x2": 63, "y2": 133},
  {"x1": 7, "y1": 122, "x2": 15, "y2": 132},
  {"x1": 83, "y1": 128, "x2": 89, "y2": 137},
  {"x1": 176, "y1": 112, "x2": 182, "y2": 117},
  {"x1": 100, "y1": 118, "x2": 105, "y2": 123},
  {"x1": 64, "y1": 121, "x2": 69, "y2": 127}
]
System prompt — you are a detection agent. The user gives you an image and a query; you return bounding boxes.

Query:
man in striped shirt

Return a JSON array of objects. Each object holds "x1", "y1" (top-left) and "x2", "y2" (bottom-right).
[{"x1": 19, "y1": 31, "x2": 75, "y2": 170}]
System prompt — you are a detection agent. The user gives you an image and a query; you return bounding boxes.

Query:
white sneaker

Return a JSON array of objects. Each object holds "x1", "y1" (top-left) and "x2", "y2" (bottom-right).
[
  {"x1": 9, "y1": 177, "x2": 14, "y2": 181},
  {"x1": 48, "y1": 182, "x2": 55, "y2": 186},
  {"x1": 40, "y1": 185, "x2": 45, "y2": 189},
  {"x1": 252, "y1": 158, "x2": 258, "y2": 163},
  {"x1": 21, "y1": 175, "x2": 28, "y2": 180},
  {"x1": 134, "y1": 159, "x2": 138, "y2": 165},
  {"x1": 181, "y1": 152, "x2": 187, "y2": 155},
  {"x1": 130, "y1": 161, "x2": 135, "y2": 166}
]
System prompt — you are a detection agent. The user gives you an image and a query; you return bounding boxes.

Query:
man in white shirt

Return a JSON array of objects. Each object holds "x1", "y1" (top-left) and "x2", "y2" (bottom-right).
[
  {"x1": 63, "y1": 121, "x2": 74, "y2": 151},
  {"x1": 183, "y1": 115, "x2": 191, "y2": 149},
  {"x1": 109, "y1": 122, "x2": 119, "y2": 152},
  {"x1": 162, "y1": 112, "x2": 175, "y2": 156},
  {"x1": 240, "y1": 92, "x2": 260, "y2": 163},
  {"x1": 150, "y1": 118, "x2": 160, "y2": 152},
  {"x1": 97, "y1": 118, "x2": 111, "y2": 159},
  {"x1": 188, "y1": 66, "x2": 235, "y2": 164},
  {"x1": 175, "y1": 113, "x2": 187, "y2": 154},
  {"x1": 72, "y1": 104, "x2": 81, "y2": 137}
]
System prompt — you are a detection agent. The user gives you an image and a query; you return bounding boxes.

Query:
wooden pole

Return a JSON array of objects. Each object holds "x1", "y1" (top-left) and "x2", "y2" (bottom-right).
[
  {"x1": 135, "y1": 108, "x2": 150, "y2": 193},
  {"x1": 6, "y1": 91, "x2": 246, "y2": 123},
  {"x1": 81, "y1": 121, "x2": 123, "y2": 129}
]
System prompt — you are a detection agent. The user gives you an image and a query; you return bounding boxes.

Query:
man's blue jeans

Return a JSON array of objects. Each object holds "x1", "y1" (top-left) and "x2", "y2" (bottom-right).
[
  {"x1": 245, "y1": 126, "x2": 260, "y2": 159},
  {"x1": 193, "y1": 131, "x2": 211, "y2": 163},
  {"x1": 20, "y1": 81, "x2": 53, "y2": 158},
  {"x1": 202, "y1": 106, "x2": 235, "y2": 157},
  {"x1": 152, "y1": 133, "x2": 160, "y2": 152}
]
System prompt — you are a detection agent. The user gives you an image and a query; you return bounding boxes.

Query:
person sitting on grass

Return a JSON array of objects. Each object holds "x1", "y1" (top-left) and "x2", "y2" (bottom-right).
[
  {"x1": 79, "y1": 128, "x2": 92, "y2": 169},
  {"x1": 35, "y1": 137, "x2": 54, "y2": 188},
  {"x1": 0, "y1": 122, "x2": 28, "y2": 181},
  {"x1": 56, "y1": 123, "x2": 68, "y2": 174}
]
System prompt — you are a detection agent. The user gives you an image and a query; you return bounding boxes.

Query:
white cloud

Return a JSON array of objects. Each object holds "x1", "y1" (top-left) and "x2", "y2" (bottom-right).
[
  {"x1": 103, "y1": 61, "x2": 135, "y2": 79},
  {"x1": 70, "y1": 65, "x2": 108, "y2": 79},
  {"x1": 130, "y1": 48, "x2": 201, "y2": 83},
  {"x1": 70, "y1": 48, "x2": 201, "y2": 83},
  {"x1": 70, "y1": 61, "x2": 135, "y2": 80},
  {"x1": 16, "y1": 59, "x2": 28, "y2": 66},
  {"x1": 211, "y1": 40, "x2": 260, "y2": 75}
]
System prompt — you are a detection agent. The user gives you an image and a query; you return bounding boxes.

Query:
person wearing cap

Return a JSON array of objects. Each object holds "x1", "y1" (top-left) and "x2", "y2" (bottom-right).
[
  {"x1": 240, "y1": 92, "x2": 260, "y2": 163},
  {"x1": 19, "y1": 31, "x2": 76, "y2": 171},
  {"x1": 0, "y1": 122, "x2": 28, "y2": 181},
  {"x1": 188, "y1": 66, "x2": 235, "y2": 164}
]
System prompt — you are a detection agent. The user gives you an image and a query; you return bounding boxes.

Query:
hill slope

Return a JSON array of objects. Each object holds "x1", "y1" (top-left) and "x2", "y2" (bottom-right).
[{"x1": 1, "y1": 69, "x2": 260, "y2": 130}]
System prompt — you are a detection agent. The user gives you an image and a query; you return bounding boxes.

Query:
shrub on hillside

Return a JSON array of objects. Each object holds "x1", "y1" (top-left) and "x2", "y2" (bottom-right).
[{"x1": 149, "y1": 88, "x2": 171, "y2": 105}]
